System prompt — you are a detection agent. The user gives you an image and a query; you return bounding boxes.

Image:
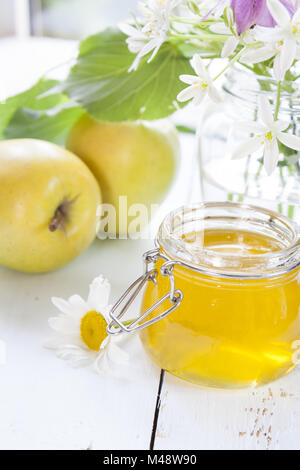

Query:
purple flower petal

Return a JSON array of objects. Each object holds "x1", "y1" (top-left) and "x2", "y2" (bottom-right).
[
  {"x1": 256, "y1": 0, "x2": 295, "y2": 27},
  {"x1": 230, "y1": 0, "x2": 295, "y2": 34}
]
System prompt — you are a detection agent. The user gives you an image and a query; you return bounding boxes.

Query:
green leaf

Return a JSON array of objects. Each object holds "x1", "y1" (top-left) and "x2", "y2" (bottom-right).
[
  {"x1": 176, "y1": 124, "x2": 196, "y2": 134},
  {"x1": 63, "y1": 28, "x2": 194, "y2": 122},
  {"x1": 177, "y1": 41, "x2": 221, "y2": 59},
  {"x1": 0, "y1": 78, "x2": 67, "y2": 138},
  {"x1": 4, "y1": 106, "x2": 84, "y2": 144},
  {"x1": 278, "y1": 139, "x2": 300, "y2": 159}
]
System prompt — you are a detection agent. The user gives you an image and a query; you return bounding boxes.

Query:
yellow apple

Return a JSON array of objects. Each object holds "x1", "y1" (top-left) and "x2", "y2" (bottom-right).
[
  {"x1": 0, "y1": 139, "x2": 101, "y2": 273},
  {"x1": 67, "y1": 115, "x2": 179, "y2": 235}
]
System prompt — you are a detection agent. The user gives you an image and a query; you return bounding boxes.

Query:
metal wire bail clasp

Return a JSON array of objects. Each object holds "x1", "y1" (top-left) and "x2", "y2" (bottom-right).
[{"x1": 107, "y1": 248, "x2": 183, "y2": 335}]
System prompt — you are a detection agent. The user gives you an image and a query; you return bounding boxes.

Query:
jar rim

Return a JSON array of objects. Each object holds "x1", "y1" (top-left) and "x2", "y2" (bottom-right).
[{"x1": 157, "y1": 202, "x2": 300, "y2": 279}]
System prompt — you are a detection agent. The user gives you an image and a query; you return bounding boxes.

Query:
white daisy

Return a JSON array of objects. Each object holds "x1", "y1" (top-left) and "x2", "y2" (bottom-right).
[
  {"x1": 44, "y1": 275, "x2": 128, "y2": 374},
  {"x1": 232, "y1": 95, "x2": 300, "y2": 175},
  {"x1": 177, "y1": 54, "x2": 221, "y2": 105},
  {"x1": 119, "y1": 0, "x2": 182, "y2": 72}
]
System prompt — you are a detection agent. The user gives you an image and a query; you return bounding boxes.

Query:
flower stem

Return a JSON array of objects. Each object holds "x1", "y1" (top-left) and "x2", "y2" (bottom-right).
[
  {"x1": 170, "y1": 15, "x2": 218, "y2": 25},
  {"x1": 170, "y1": 32, "x2": 230, "y2": 41},
  {"x1": 213, "y1": 46, "x2": 248, "y2": 81},
  {"x1": 288, "y1": 205, "x2": 295, "y2": 219},
  {"x1": 274, "y1": 81, "x2": 281, "y2": 121}
]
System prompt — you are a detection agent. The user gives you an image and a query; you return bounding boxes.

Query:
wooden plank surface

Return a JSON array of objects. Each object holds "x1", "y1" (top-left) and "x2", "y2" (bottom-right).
[
  {"x1": 154, "y1": 368, "x2": 300, "y2": 450},
  {"x1": 0, "y1": 239, "x2": 162, "y2": 450}
]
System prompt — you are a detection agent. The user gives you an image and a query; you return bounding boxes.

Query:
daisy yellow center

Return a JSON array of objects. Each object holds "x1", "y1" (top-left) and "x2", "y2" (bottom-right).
[
  {"x1": 80, "y1": 310, "x2": 107, "y2": 351},
  {"x1": 201, "y1": 83, "x2": 208, "y2": 88},
  {"x1": 293, "y1": 26, "x2": 298, "y2": 35}
]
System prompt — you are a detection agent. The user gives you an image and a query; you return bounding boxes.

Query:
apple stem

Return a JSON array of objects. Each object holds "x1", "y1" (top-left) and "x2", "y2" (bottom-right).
[
  {"x1": 49, "y1": 196, "x2": 78, "y2": 232},
  {"x1": 49, "y1": 206, "x2": 65, "y2": 232}
]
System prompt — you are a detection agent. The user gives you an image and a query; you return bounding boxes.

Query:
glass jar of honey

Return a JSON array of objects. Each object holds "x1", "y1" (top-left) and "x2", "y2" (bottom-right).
[{"x1": 108, "y1": 202, "x2": 300, "y2": 389}]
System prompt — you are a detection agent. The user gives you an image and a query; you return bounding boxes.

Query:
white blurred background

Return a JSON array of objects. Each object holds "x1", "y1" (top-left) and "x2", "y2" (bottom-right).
[
  {"x1": 0, "y1": 0, "x2": 138, "y2": 39},
  {"x1": 0, "y1": 0, "x2": 140, "y2": 98}
]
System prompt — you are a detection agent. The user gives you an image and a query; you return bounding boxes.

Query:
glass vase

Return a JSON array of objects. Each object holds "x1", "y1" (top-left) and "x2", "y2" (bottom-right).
[{"x1": 199, "y1": 65, "x2": 300, "y2": 220}]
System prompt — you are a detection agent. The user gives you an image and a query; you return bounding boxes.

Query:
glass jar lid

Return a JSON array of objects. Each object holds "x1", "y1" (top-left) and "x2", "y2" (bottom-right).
[{"x1": 157, "y1": 202, "x2": 300, "y2": 279}]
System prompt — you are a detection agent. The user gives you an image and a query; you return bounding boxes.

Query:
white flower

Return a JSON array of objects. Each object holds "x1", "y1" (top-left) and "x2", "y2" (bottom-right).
[
  {"x1": 44, "y1": 275, "x2": 128, "y2": 374},
  {"x1": 210, "y1": 22, "x2": 256, "y2": 58},
  {"x1": 232, "y1": 95, "x2": 300, "y2": 175},
  {"x1": 119, "y1": 0, "x2": 182, "y2": 71},
  {"x1": 209, "y1": 6, "x2": 242, "y2": 58},
  {"x1": 210, "y1": 22, "x2": 239, "y2": 57},
  {"x1": 177, "y1": 54, "x2": 221, "y2": 105},
  {"x1": 250, "y1": 0, "x2": 300, "y2": 80},
  {"x1": 240, "y1": 40, "x2": 279, "y2": 66}
]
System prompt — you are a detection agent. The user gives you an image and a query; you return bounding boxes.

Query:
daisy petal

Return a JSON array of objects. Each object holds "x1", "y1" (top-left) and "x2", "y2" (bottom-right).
[
  {"x1": 87, "y1": 275, "x2": 111, "y2": 311},
  {"x1": 100, "y1": 336, "x2": 110, "y2": 350},
  {"x1": 48, "y1": 316, "x2": 77, "y2": 334},
  {"x1": 94, "y1": 352, "x2": 110, "y2": 375},
  {"x1": 66, "y1": 295, "x2": 87, "y2": 318},
  {"x1": 101, "y1": 305, "x2": 113, "y2": 325},
  {"x1": 107, "y1": 343, "x2": 129, "y2": 365},
  {"x1": 51, "y1": 297, "x2": 72, "y2": 315},
  {"x1": 56, "y1": 344, "x2": 95, "y2": 365},
  {"x1": 71, "y1": 355, "x2": 95, "y2": 369},
  {"x1": 70, "y1": 360, "x2": 91, "y2": 369},
  {"x1": 68, "y1": 294, "x2": 86, "y2": 308},
  {"x1": 43, "y1": 335, "x2": 81, "y2": 349},
  {"x1": 55, "y1": 344, "x2": 82, "y2": 360}
]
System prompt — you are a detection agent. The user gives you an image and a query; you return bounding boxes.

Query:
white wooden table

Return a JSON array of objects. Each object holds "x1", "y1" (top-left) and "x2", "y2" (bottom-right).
[{"x1": 1, "y1": 38, "x2": 300, "y2": 451}]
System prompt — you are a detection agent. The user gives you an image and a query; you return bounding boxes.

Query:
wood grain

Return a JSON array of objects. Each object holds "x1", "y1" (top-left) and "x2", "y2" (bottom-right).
[{"x1": 154, "y1": 368, "x2": 300, "y2": 450}]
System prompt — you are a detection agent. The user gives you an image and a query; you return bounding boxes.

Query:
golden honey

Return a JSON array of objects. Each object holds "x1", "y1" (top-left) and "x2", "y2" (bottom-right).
[{"x1": 140, "y1": 204, "x2": 300, "y2": 388}]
